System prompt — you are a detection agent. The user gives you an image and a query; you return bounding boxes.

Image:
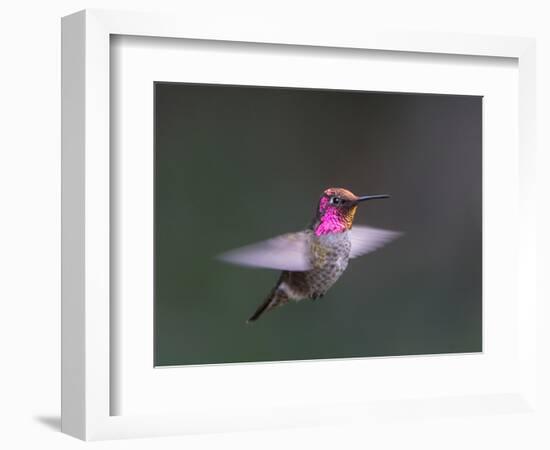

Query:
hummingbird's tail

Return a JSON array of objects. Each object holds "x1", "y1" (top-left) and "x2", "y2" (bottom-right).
[{"x1": 247, "y1": 284, "x2": 289, "y2": 323}]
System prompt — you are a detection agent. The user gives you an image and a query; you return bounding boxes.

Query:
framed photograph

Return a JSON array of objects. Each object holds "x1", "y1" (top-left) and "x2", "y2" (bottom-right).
[{"x1": 61, "y1": 9, "x2": 538, "y2": 440}]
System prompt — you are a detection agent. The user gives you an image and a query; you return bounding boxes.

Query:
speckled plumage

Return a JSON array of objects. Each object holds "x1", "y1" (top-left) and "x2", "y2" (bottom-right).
[
  {"x1": 276, "y1": 231, "x2": 351, "y2": 300},
  {"x1": 248, "y1": 232, "x2": 352, "y2": 321}
]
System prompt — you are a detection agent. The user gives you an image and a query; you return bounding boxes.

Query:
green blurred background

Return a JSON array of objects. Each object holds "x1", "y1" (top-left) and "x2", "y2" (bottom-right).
[{"x1": 154, "y1": 82, "x2": 482, "y2": 366}]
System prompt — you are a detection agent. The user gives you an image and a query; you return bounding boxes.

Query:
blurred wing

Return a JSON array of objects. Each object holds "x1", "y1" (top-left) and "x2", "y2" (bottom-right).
[
  {"x1": 349, "y1": 225, "x2": 402, "y2": 259},
  {"x1": 217, "y1": 232, "x2": 312, "y2": 271}
]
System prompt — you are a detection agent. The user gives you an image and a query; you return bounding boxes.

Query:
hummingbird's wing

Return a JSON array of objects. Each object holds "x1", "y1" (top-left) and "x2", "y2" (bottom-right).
[
  {"x1": 217, "y1": 231, "x2": 313, "y2": 271},
  {"x1": 349, "y1": 225, "x2": 402, "y2": 259}
]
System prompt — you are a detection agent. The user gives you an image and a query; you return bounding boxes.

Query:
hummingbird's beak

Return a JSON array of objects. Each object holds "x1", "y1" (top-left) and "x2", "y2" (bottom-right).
[{"x1": 356, "y1": 194, "x2": 390, "y2": 203}]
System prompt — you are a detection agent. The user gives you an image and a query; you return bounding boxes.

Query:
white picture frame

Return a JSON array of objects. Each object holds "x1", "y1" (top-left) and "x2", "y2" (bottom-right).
[{"x1": 61, "y1": 9, "x2": 537, "y2": 441}]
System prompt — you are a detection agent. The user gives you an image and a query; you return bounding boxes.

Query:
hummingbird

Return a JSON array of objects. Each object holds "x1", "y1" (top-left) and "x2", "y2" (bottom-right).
[{"x1": 218, "y1": 188, "x2": 401, "y2": 322}]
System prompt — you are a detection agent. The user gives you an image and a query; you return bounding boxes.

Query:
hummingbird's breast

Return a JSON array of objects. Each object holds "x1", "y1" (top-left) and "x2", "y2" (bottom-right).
[
  {"x1": 278, "y1": 230, "x2": 352, "y2": 301},
  {"x1": 312, "y1": 231, "x2": 351, "y2": 269}
]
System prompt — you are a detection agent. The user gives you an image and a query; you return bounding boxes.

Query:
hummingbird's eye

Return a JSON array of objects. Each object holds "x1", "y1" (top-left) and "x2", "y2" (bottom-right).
[{"x1": 331, "y1": 197, "x2": 342, "y2": 205}]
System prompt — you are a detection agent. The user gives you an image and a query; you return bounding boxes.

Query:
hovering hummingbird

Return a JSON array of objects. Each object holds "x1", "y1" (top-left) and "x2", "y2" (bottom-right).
[{"x1": 218, "y1": 188, "x2": 401, "y2": 322}]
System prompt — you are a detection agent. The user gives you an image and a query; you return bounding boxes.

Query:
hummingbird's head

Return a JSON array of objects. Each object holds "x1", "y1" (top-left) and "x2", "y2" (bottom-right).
[{"x1": 314, "y1": 187, "x2": 390, "y2": 236}]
